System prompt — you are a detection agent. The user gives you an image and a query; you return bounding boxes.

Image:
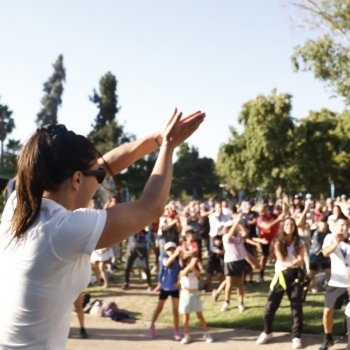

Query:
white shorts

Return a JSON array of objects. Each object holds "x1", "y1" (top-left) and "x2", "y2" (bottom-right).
[{"x1": 179, "y1": 290, "x2": 202, "y2": 314}]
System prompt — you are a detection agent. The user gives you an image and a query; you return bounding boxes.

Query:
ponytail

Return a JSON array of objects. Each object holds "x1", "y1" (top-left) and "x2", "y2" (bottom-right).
[{"x1": 11, "y1": 125, "x2": 98, "y2": 240}]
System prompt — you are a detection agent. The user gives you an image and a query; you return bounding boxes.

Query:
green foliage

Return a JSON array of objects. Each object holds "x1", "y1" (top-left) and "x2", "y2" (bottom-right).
[
  {"x1": 88, "y1": 72, "x2": 124, "y2": 155},
  {"x1": 172, "y1": 143, "x2": 221, "y2": 199},
  {"x1": 0, "y1": 98, "x2": 15, "y2": 170},
  {"x1": 217, "y1": 90, "x2": 295, "y2": 195},
  {"x1": 2, "y1": 139, "x2": 21, "y2": 176},
  {"x1": 292, "y1": 0, "x2": 350, "y2": 103},
  {"x1": 36, "y1": 55, "x2": 66, "y2": 126}
]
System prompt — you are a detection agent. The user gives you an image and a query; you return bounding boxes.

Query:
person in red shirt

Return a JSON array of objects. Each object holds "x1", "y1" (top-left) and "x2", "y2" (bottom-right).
[{"x1": 256, "y1": 204, "x2": 284, "y2": 282}]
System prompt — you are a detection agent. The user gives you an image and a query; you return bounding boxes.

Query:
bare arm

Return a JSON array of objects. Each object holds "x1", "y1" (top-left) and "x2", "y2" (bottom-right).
[
  {"x1": 322, "y1": 234, "x2": 343, "y2": 257},
  {"x1": 96, "y1": 109, "x2": 205, "y2": 248},
  {"x1": 98, "y1": 132, "x2": 162, "y2": 176},
  {"x1": 274, "y1": 241, "x2": 305, "y2": 268}
]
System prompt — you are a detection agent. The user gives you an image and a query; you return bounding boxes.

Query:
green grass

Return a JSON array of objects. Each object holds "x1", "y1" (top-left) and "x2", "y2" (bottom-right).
[{"x1": 86, "y1": 259, "x2": 347, "y2": 336}]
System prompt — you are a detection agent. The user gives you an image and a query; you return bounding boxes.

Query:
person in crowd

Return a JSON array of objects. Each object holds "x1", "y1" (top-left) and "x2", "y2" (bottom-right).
[
  {"x1": 179, "y1": 256, "x2": 214, "y2": 344},
  {"x1": 103, "y1": 196, "x2": 120, "y2": 270},
  {"x1": 123, "y1": 227, "x2": 153, "y2": 291},
  {"x1": 91, "y1": 246, "x2": 114, "y2": 288},
  {"x1": 161, "y1": 202, "x2": 182, "y2": 245},
  {"x1": 199, "y1": 202, "x2": 211, "y2": 254},
  {"x1": 204, "y1": 235, "x2": 225, "y2": 296},
  {"x1": 149, "y1": 242, "x2": 182, "y2": 341},
  {"x1": 327, "y1": 205, "x2": 345, "y2": 233},
  {"x1": 318, "y1": 217, "x2": 350, "y2": 350},
  {"x1": 323, "y1": 198, "x2": 334, "y2": 219},
  {"x1": 256, "y1": 217, "x2": 305, "y2": 349},
  {"x1": 221, "y1": 214, "x2": 248, "y2": 312},
  {"x1": 241, "y1": 201, "x2": 259, "y2": 284},
  {"x1": 0, "y1": 109, "x2": 205, "y2": 348},
  {"x1": 307, "y1": 219, "x2": 331, "y2": 293},
  {"x1": 256, "y1": 204, "x2": 284, "y2": 282},
  {"x1": 73, "y1": 293, "x2": 88, "y2": 339},
  {"x1": 208, "y1": 202, "x2": 230, "y2": 246}
]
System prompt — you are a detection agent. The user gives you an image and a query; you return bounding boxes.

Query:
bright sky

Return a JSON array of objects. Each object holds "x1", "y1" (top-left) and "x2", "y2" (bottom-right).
[{"x1": 0, "y1": 0, "x2": 345, "y2": 160}]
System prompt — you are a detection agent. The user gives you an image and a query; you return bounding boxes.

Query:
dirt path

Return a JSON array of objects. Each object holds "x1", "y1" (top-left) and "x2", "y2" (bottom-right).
[{"x1": 67, "y1": 313, "x2": 347, "y2": 350}]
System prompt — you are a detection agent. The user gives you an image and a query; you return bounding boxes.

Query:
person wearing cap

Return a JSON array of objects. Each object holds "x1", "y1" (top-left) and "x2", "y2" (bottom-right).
[{"x1": 149, "y1": 241, "x2": 182, "y2": 341}]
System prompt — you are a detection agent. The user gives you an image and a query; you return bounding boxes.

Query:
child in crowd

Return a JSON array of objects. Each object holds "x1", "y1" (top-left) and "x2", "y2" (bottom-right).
[
  {"x1": 179, "y1": 257, "x2": 214, "y2": 344},
  {"x1": 149, "y1": 242, "x2": 182, "y2": 341}
]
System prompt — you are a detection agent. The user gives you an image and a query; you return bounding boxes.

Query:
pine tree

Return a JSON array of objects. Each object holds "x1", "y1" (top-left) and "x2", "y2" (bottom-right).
[
  {"x1": 36, "y1": 54, "x2": 66, "y2": 127},
  {"x1": 0, "y1": 98, "x2": 15, "y2": 170}
]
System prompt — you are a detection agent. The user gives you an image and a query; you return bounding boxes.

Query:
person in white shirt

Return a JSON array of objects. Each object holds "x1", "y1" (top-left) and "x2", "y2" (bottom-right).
[
  {"x1": 319, "y1": 217, "x2": 350, "y2": 350},
  {"x1": 0, "y1": 109, "x2": 205, "y2": 350}
]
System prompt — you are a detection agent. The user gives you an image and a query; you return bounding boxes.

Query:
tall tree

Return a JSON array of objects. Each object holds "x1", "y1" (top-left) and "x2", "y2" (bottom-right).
[
  {"x1": 88, "y1": 71, "x2": 124, "y2": 155},
  {"x1": 172, "y1": 143, "x2": 220, "y2": 199},
  {"x1": 291, "y1": 0, "x2": 350, "y2": 103},
  {"x1": 0, "y1": 99, "x2": 15, "y2": 170},
  {"x1": 217, "y1": 90, "x2": 295, "y2": 196},
  {"x1": 37, "y1": 54, "x2": 66, "y2": 127}
]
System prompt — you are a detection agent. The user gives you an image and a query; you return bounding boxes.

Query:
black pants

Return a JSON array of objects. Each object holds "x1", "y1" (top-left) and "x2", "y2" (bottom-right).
[
  {"x1": 264, "y1": 271, "x2": 303, "y2": 338},
  {"x1": 124, "y1": 247, "x2": 151, "y2": 286}
]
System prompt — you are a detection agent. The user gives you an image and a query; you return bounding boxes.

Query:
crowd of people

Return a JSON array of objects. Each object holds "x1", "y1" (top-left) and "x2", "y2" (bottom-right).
[
  {"x1": 92, "y1": 194, "x2": 350, "y2": 349},
  {"x1": 0, "y1": 110, "x2": 349, "y2": 350}
]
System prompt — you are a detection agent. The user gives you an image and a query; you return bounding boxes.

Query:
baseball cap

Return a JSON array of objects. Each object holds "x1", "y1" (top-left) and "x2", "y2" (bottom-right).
[{"x1": 164, "y1": 242, "x2": 177, "y2": 251}]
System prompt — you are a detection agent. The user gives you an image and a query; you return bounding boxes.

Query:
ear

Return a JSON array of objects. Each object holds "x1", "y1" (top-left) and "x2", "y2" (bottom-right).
[{"x1": 71, "y1": 171, "x2": 82, "y2": 191}]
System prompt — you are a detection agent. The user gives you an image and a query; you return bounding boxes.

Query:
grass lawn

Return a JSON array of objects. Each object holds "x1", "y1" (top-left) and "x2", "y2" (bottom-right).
[{"x1": 86, "y1": 258, "x2": 347, "y2": 336}]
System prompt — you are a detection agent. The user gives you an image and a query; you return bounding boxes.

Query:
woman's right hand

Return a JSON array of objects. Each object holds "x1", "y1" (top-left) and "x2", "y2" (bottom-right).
[{"x1": 161, "y1": 108, "x2": 205, "y2": 150}]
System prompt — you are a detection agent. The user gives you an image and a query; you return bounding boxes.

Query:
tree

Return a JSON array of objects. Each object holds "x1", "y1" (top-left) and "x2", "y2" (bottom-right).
[
  {"x1": 172, "y1": 143, "x2": 220, "y2": 199},
  {"x1": 2, "y1": 138, "x2": 22, "y2": 176},
  {"x1": 88, "y1": 72, "x2": 124, "y2": 155},
  {"x1": 217, "y1": 90, "x2": 295, "y2": 196},
  {"x1": 291, "y1": 0, "x2": 350, "y2": 103},
  {"x1": 0, "y1": 99, "x2": 15, "y2": 170},
  {"x1": 37, "y1": 55, "x2": 66, "y2": 127}
]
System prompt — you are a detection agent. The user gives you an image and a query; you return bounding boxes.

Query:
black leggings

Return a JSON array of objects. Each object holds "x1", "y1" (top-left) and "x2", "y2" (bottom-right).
[
  {"x1": 124, "y1": 247, "x2": 151, "y2": 286},
  {"x1": 263, "y1": 270, "x2": 303, "y2": 338}
]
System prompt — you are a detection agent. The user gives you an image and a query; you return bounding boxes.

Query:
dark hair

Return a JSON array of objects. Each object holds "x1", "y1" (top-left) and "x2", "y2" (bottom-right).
[
  {"x1": 277, "y1": 217, "x2": 301, "y2": 258},
  {"x1": 12, "y1": 125, "x2": 99, "y2": 240}
]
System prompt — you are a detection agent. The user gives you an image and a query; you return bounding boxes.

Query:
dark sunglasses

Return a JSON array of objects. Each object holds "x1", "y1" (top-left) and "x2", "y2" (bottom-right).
[{"x1": 81, "y1": 167, "x2": 106, "y2": 184}]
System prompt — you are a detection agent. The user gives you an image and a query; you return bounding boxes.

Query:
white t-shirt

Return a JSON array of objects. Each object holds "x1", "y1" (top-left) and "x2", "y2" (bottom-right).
[
  {"x1": 0, "y1": 193, "x2": 107, "y2": 349},
  {"x1": 274, "y1": 242, "x2": 304, "y2": 273},
  {"x1": 208, "y1": 213, "x2": 230, "y2": 237},
  {"x1": 322, "y1": 233, "x2": 350, "y2": 288}
]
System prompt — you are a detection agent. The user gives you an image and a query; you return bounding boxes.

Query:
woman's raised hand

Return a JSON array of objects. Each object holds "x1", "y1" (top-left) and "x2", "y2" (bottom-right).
[{"x1": 162, "y1": 108, "x2": 205, "y2": 149}]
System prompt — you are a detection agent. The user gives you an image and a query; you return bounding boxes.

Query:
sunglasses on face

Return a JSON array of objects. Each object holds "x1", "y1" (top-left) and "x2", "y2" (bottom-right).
[{"x1": 81, "y1": 167, "x2": 106, "y2": 184}]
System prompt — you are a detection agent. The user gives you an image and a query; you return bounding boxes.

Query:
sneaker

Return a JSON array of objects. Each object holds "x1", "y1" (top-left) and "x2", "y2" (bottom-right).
[
  {"x1": 203, "y1": 333, "x2": 214, "y2": 343},
  {"x1": 149, "y1": 324, "x2": 156, "y2": 338},
  {"x1": 79, "y1": 327, "x2": 88, "y2": 339},
  {"x1": 146, "y1": 285, "x2": 152, "y2": 292},
  {"x1": 221, "y1": 301, "x2": 229, "y2": 311},
  {"x1": 122, "y1": 283, "x2": 129, "y2": 290},
  {"x1": 311, "y1": 288, "x2": 318, "y2": 294},
  {"x1": 181, "y1": 334, "x2": 190, "y2": 344},
  {"x1": 212, "y1": 289, "x2": 219, "y2": 302},
  {"x1": 318, "y1": 337, "x2": 334, "y2": 350},
  {"x1": 173, "y1": 330, "x2": 182, "y2": 341},
  {"x1": 238, "y1": 304, "x2": 245, "y2": 313},
  {"x1": 256, "y1": 277, "x2": 264, "y2": 283},
  {"x1": 292, "y1": 337, "x2": 302, "y2": 349},
  {"x1": 256, "y1": 332, "x2": 272, "y2": 345}
]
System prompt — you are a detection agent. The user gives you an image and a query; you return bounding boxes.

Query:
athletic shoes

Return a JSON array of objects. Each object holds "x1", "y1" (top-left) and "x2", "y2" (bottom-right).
[
  {"x1": 212, "y1": 289, "x2": 219, "y2": 302},
  {"x1": 181, "y1": 334, "x2": 190, "y2": 344},
  {"x1": 318, "y1": 337, "x2": 334, "y2": 350},
  {"x1": 292, "y1": 337, "x2": 302, "y2": 349},
  {"x1": 203, "y1": 333, "x2": 214, "y2": 343},
  {"x1": 256, "y1": 332, "x2": 272, "y2": 345},
  {"x1": 238, "y1": 304, "x2": 245, "y2": 313},
  {"x1": 221, "y1": 301, "x2": 229, "y2": 311},
  {"x1": 79, "y1": 327, "x2": 88, "y2": 339},
  {"x1": 173, "y1": 330, "x2": 182, "y2": 341},
  {"x1": 149, "y1": 324, "x2": 156, "y2": 338}
]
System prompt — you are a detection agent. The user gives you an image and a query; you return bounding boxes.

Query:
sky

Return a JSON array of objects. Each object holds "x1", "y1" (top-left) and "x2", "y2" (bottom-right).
[{"x1": 0, "y1": 0, "x2": 345, "y2": 160}]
